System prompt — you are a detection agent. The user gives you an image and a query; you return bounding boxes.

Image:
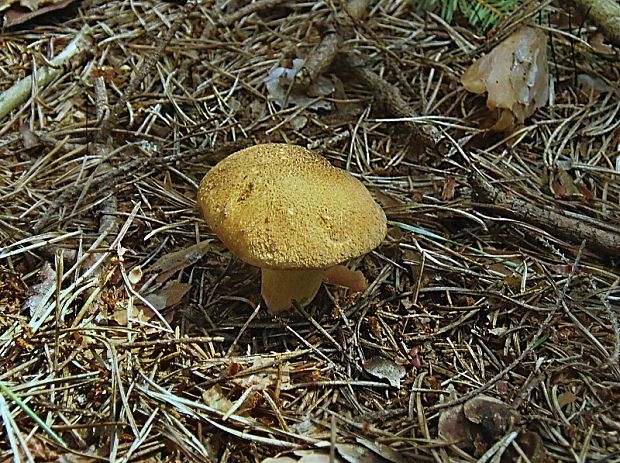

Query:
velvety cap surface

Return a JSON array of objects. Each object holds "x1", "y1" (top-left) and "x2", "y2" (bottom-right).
[{"x1": 198, "y1": 144, "x2": 387, "y2": 269}]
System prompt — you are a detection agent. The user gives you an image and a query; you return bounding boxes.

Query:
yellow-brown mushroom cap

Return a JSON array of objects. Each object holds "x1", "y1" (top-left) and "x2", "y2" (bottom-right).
[{"x1": 198, "y1": 143, "x2": 387, "y2": 269}]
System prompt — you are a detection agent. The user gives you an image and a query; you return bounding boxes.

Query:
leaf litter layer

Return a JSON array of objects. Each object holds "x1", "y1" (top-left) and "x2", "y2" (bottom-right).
[{"x1": 0, "y1": 0, "x2": 619, "y2": 461}]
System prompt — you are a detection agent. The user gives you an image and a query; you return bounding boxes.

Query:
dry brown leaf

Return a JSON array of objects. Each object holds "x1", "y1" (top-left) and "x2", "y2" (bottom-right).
[
  {"x1": 0, "y1": 0, "x2": 69, "y2": 10},
  {"x1": 363, "y1": 356, "x2": 406, "y2": 388},
  {"x1": 462, "y1": 26, "x2": 548, "y2": 131},
  {"x1": 112, "y1": 304, "x2": 158, "y2": 325},
  {"x1": 557, "y1": 391, "x2": 578, "y2": 408},
  {"x1": 202, "y1": 385, "x2": 235, "y2": 414},
  {"x1": 144, "y1": 281, "x2": 191, "y2": 311},
  {"x1": 355, "y1": 438, "x2": 406, "y2": 463},
  {"x1": 438, "y1": 403, "x2": 475, "y2": 447},
  {"x1": 441, "y1": 175, "x2": 456, "y2": 201},
  {"x1": 3, "y1": 0, "x2": 77, "y2": 27},
  {"x1": 233, "y1": 357, "x2": 291, "y2": 390},
  {"x1": 25, "y1": 261, "x2": 56, "y2": 317},
  {"x1": 335, "y1": 444, "x2": 382, "y2": 463},
  {"x1": 463, "y1": 395, "x2": 520, "y2": 435},
  {"x1": 512, "y1": 432, "x2": 551, "y2": 463},
  {"x1": 323, "y1": 265, "x2": 368, "y2": 293},
  {"x1": 128, "y1": 265, "x2": 143, "y2": 285},
  {"x1": 552, "y1": 170, "x2": 580, "y2": 199},
  {"x1": 148, "y1": 241, "x2": 211, "y2": 284},
  {"x1": 439, "y1": 394, "x2": 521, "y2": 454}
]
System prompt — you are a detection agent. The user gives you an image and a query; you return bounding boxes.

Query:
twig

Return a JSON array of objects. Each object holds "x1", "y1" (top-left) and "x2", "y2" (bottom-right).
[
  {"x1": 0, "y1": 26, "x2": 92, "y2": 120},
  {"x1": 292, "y1": 31, "x2": 340, "y2": 92},
  {"x1": 469, "y1": 172, "x2": 620, "y2": 257},
  {"x1": 219, "y1": 0, "x2": 290, "y2": 26},
  {"x1": 336, "y1": 52, "x2": 443, "y2": 156}
]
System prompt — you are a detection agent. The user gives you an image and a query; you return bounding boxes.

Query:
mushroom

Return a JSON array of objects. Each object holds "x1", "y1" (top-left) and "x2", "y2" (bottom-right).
[{"x1": 197, "y1": 143, "x2": 386, "y2": 314}]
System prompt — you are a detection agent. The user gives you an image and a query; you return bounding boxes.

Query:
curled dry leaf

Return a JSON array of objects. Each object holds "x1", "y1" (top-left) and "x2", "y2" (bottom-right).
[
  {"x1": 323, "y1": 265, "x2": 368, "y2": 293},
  {"x1": 439, "y1": 395, "x2": 521, "y2": 454},
  {"x1": 127, "y1": 265, "x2": 143, "y2": 285},
  {"x1": 461, "y1": 26, "x2": 548, "y2": 131},
  {"x1": 438, "y1": 394, "x2": 551, "y2": 462},
  {"x1": 463, "y1": 395, "x2": 521, "y2": 435},
  {"x1": 363, "y1": 356, "x2": 406, "y2": 388}
]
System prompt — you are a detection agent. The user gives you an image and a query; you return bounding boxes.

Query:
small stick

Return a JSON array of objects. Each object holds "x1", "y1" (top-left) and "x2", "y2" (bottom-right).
[
  {"x1": 338, "y1": 52, "x2": 443, "y2": 155},
  {"x1": 292, "y1": 31, "x2": 340, "y2": 92},
  {"x1": 469, "y1": 172, "x2": 620, "y2": 257},
  {"x1": 0, "y1": 25, "x2": 92, "y2": 121},
  {"x1": 219, "y1": 0, "x2": 290, "y2": 26}
]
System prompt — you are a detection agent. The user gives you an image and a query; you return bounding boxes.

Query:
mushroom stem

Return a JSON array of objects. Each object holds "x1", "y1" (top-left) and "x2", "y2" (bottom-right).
[{"x1": 261, "y1": 268, "x2": 325, "y2": 314}]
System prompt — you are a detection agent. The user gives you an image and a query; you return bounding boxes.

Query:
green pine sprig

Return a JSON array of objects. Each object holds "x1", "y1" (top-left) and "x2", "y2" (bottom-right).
[{"x1": 418, "y1": 0, "x2": 521, "y2": 32}]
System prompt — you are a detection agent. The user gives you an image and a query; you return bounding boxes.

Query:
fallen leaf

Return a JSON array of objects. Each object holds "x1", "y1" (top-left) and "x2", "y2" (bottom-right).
[
  {"x1": 511, "y1": 431, "x2": 551, "y2": 463},
  {"x1": 202, "y1": 385, "x2": 235, "y2": 414},
  {"x1": 233, "y1": 357, "x2": 291, "y2": 391},
  {"x1": 552, "y1": 169, "x2": 580, "y2": 199},
  {"x1": 441, "y1": 176, "x2": 456, "y2": 201},
  {"x1": 262, "y1": 458, "x2": 297, "y2": 463},
  {"x1": 462, "y1": 26, "x2": 548, "y2": 131},
  {"x1": 128, "y1": 265, "x2": 143, "y2": 285},
  {"x1": 355, "y1": 438, "x2": 406, "y2": 463},
  {"x1": 557, "y1": 391, "x2": 578, "y2": 409},
  {"x1": 323, "y1": 265, "x2": 368, "y2": 293},
  {"x1": 549, "y1": 263, "x2": 572, "y2": 275},
  {"x1": 19, "y1": 125, "x2": 39, "y2": 148},
  {"x1": 336, "y1": 444, "x2": 382, "y2": 463},
  {"x1": 25, "y1": 261, "x2": 56, "y2": 318},
  {"x1": 264, "y1": 58, "x2": 333, "y2": 110},
  {"x1": 148, "y1": 241, "x2": 211, "y2": 284},
  {"x1": 438, "y1": 403, "x2": 475, "y2": 448},
  {"x1": 144, "y1": 281, "x2": 191, "y2": 311},
  {"x1": 438, "y1": 394, "x2": 521, "y2": 454},
  {"x1": 294, "y1": 450, "x2": 343, "y2": 463},
  {"x1": 463, "y1": 394, "x2": 521, "y2": 436},
  {"x1": 363, "y1": 356, "x2": 406, "y2": 388},
  {"x1": 3, "y1": 0, "x2": 77, "y2": 28}
]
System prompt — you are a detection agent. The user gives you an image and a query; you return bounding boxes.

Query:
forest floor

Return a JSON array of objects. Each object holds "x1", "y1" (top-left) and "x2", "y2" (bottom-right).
[{"x1": 1, "y1": 0, "x2": 619, "y2": 462}]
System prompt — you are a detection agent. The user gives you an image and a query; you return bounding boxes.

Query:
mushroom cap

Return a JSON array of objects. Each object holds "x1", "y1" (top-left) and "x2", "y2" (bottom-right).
[{"x1": 198, "y1": 143, "x2": 387, "y2": 270}]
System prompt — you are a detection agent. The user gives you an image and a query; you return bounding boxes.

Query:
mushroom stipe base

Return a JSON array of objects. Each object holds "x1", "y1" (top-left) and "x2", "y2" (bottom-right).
[{"x1": 261, "y1": 268, "x2": 326, "y2": 314}]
